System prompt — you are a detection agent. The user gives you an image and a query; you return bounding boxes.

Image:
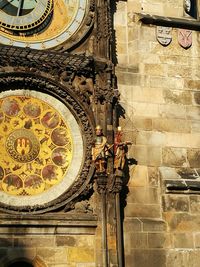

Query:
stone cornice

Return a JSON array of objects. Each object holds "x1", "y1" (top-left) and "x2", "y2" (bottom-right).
[{"x1": 137, "y1": 13, "x2": 200, "y2": 31}]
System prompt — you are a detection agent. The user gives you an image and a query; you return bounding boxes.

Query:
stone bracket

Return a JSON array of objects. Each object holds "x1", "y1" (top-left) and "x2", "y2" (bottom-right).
[
  {"x1": 165, "y1": 179, "x2": 200, "y2": 194},
  {"x1": 137, "y1": 13, "x2": 200, "y2": 31}
]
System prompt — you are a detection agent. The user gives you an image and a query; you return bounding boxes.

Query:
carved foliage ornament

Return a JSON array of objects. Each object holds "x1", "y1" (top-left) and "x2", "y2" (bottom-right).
[{"x1": 0, "y1": 74, "x2": 95, "y2": 214}]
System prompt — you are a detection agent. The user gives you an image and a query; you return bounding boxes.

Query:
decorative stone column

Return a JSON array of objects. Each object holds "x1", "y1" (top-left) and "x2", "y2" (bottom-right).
[{"x1": 96, "y1": 173, "x2": 109, "y2": 267}]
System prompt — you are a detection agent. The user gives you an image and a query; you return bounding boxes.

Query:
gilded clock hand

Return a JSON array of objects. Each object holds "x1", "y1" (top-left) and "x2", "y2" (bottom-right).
[{"x1": 16, "y1": 0, "x2": 23, "y2": 16}]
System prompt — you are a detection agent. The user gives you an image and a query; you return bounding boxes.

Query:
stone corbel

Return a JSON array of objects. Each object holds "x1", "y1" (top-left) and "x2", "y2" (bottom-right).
[{"x1": 137, "y1": 13, "x2": 200, "y2": 31}]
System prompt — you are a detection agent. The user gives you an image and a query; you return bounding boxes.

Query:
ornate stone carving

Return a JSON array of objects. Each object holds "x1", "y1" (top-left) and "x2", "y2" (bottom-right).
[
  {"x1": 95, "y1": 1, "x2": 112, "y2": 59},
  {"x1": 72, "y1": 75, "x2": 94, "y2": 104},
  {"x1": 96, "y1": 173, "x2": 108, "y2": 194},
  {"x1": 0, "y1": 73, "x2": 95, "y2": 214}
]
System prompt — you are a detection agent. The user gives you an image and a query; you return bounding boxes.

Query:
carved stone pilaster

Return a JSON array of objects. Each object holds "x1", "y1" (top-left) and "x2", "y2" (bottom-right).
[
  {"x1": 96, "y1": 174, "x2": 108, "y2": 194},
  {"x1": 108, "y1": 172, "x2": 124, "y2": 194},
  {"x1": 95, "y1": 0, "x2": 112, "y2": 59}
]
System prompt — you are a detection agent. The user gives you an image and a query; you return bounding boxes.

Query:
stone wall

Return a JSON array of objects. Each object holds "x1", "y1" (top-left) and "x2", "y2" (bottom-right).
[
  {"x1": 115, "y1": 0, "x2": 200, "y2": 266},
  {"x1": 0, "y1": 216, "x2": 97, "y2": 267}
]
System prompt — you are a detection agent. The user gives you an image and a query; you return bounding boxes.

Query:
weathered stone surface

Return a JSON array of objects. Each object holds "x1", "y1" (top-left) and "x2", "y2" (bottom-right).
[
  {"x1": 144, "y1": 63, "x2": 165, "y2": 76},
  {"x1": 131, "y1": 145, "x2": 162, "y2": 166},
  {"x1": 37, "y1": 248, "x2": 68, "y2": 264},
  {"x1": 191, "y1": 120, "x2": 200, "y2": 133},
  {"x1": 148, "y1": 167, "x2": 160, "y2": 187},
  {"x1": 125, "y1": 249, "x2": 166, "y2": 267},
  {"x1": 124, "y1": 218, "x2": 142, "y2": 232},
  {"x1": 162, "y1": 147, "x2": 187, "y2": 167},
  {"x1": 174, "y1": 233, "x2": 194, "y2": 248},
  {"x1": 163, "y1": 89, "x2": 192, "y2": 105},
  {"x1": 163, "y1": 212, "x2": 200, "y2": 232},
  {"x1": 0, "y1": 238, "x2": 13, "y2": 247},
  {"x1": 129, "y1": 165, "x2": 148, "y2": 187},
  {"x1": 115, "y1": 2, "x2": 200, "y2": 267},
  {"x1": 7, "y1": 248, "x2": 36, "y2": 261},
  {"x1": 148, "y1": 233, "x2": 172, "y2": 248},
  {"x1": 195, "y1": 233, "x2": 200, "y2": 248},
  {"x1": 152, "y1": 118, "x2": 191, "y2": 133},
  {"x1": 185, "y1": 79, "x2": 200, "y2": 90},
  {"x1": 187, "y1": 148, "x2": 200, "y2": 167},
  {"x1": 125, "y1": 203, "x2": 161, "y2": 218},
  {"x1": 125, "y1": 232, "x2": 148, "y2": 249},
  {"x1": 13, "y1": 237, "x2": 55, "y2": 247},
  {"x1": 186, "y1": 106, "x2": 200, "y2": 120},
  {"x1": 177, "y1": 167, "x2": 200, "y2": 179},
  {"x1": 190, "y1": 196, "x2": 200, "y2": 214},
  {"x1": 150, "y1": 76, "x2": 184, "y2": 90},
  {"x1": 167, "y1": 250, "x2": 191, "y2": 267},
  {"x1": 56, "y1": 236, "x2": 76, "y2": 247},
  {"x1": 162, "y1": 195, "x2": 189, "y2": 212},
  {"x1": 159, "y1": 104, "x2": 186, "y2": 119},
  {"x1": 142, "y1": 219, "x2": 167, "y2": 232},
  {"x1": 167, "y1": 65, "x2": 192, "y2": 78},
  {"x1": 164, "y1": 179, "x2": 187, "y2": 192},
  {"x1": 117, "y1": 72, "x2": 142, "y2": 86},
  {"x1": 159, "y1": 166, "x2": 181, "y2": 180},
  {"x1": 128, "y1": 187, "x2": 159, "y2": 204},
  {"x1": 194, "y1": 92, "x2": 200, "y2": 105},
  {"x1": 136, "y1": 131, "x2": 166, "y2": 146},
  {"x1": 165, "y1": 133, "x2": 200, "y2": 148},
  {"x1": 67, "y1": 247, "x2": 94, "y2": 263},
  {"x1": 0, "y1": 249, "x2": 7, "y2": 259},
  {"x1": 131, "y1": 116, "x2": 153, "y2": 131}
]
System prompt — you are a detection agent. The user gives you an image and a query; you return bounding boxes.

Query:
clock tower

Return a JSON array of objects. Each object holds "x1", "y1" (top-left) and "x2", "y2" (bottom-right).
[{"x1": 0, "y1": 1, "x2": 119, "y2": 267}]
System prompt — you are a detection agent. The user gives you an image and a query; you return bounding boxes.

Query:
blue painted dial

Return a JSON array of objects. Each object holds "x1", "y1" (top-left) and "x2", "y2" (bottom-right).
[{"x1": 0, "y1": 0, "x2": 53, "y2": 30}]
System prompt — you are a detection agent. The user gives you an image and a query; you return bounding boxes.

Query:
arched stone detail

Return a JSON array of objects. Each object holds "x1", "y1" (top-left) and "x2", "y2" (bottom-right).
[
  {"x1": 33, "y1": 256, "x2": 48, "y2": 267},
  {"x1": 0, "y1": 73, "x2": 95, "y2": 214}
]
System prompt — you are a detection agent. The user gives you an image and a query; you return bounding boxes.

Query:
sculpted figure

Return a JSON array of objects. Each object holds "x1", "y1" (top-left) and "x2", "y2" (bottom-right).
[
  {"x1": 92, "y1": 125, "x2": 110, "y2": 173},
  {"x1": 72, "y1": 75, "x2": 93, "y2": 99},
  {"x1": 184, "y1": 0, "x2": 191, "y2": 13},
  {"x1": 114, "y1": 127, "x2": 132, "y2": 172}
]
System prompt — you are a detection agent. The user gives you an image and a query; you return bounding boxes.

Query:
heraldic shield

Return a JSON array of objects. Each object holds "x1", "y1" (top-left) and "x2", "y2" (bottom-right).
[
  {"x1": 178, "y1": 29, "x2": 192, "y2": 49},
  {"x1": 156, "y1": 26, "x2": 172, "y2": 46}
]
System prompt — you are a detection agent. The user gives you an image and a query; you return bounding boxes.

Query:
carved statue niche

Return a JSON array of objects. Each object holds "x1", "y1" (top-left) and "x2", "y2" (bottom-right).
[{"x1": 72, "y1": 74, "x2": 94, "y2": 104}]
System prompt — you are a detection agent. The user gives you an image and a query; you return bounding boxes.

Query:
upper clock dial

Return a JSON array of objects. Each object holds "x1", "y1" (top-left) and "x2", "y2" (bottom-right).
[
  {"x1": 0, "y1": 0, "x2": 53, "y2": 31},
  {"x1": 0, "y1": 0, "x2": 90, "y2": 49}
]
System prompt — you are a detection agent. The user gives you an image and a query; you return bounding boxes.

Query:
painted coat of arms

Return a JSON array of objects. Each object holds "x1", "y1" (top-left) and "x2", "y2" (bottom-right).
[
  {"x1": 178, "y1": 29, "x2": 192, "y2": 49},
  {"x1": 156, "y1": 26, "x2": 172, "y2": 46}
]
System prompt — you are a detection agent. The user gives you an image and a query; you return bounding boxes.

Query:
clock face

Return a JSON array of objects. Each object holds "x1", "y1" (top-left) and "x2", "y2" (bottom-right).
[
  {"x1": 0, "y1": 0, "x2": 52, "y2": 31},
  {"x1": 0, "y1": 0, "x2": 90, "y2": 49},
  {"x1": 0, "y1": 90, "x2": 83, "y2": 208}
]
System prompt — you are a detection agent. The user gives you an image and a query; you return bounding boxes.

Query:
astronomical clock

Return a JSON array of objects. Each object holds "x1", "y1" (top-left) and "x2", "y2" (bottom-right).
[
  {"x1": 0, "y1": 0, "x2": 94, "y2": 50},
  {"x1": 0, "y1": 0, "x2": 114, "y2": 215}
]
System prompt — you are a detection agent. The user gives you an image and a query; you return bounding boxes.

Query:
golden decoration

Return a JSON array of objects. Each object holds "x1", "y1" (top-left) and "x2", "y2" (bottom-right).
[
  {"x1": 0, "y1": 95, "x2": 73, "y2": 196},
  {"x1": 0, "y1": 0, "x2": 87, "y2": 49}
]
